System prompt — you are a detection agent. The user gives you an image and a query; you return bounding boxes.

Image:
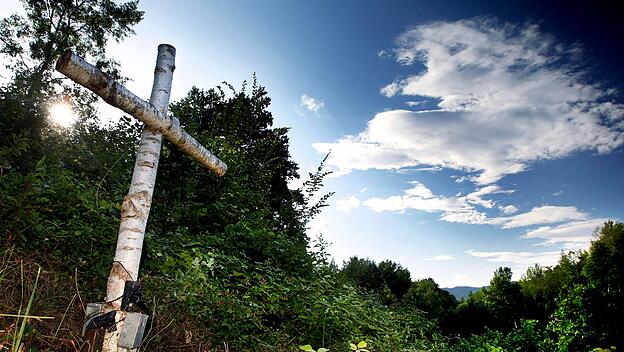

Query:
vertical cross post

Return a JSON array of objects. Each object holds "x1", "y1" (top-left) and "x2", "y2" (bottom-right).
[
  {"x1": 100, "y1": 44, "x2": 175, "y2": 351},
  {"x1": 56, "y1": 43, "x2": 227, "y2": 352}
]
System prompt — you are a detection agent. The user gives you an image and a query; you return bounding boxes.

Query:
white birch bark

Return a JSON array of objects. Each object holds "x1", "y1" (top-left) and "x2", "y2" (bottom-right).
[
  {"x1": 55, "y1": 49, "x2": 227, "y2": 176},
  {"x1": 104, "y1": 44, "x2": 174, "y2": 352},
  {"x1": 56, "y1": 45, "x2": 228, "y2": 351}
]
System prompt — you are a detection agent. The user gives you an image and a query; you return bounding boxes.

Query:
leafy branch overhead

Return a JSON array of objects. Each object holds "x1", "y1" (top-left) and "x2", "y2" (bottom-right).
[
  {"x1": 297, "y1": 152, "x2": 335, "y2": 224},
  {"x1": 0, "y1": 0, "x2": 142, "y2": 88}
]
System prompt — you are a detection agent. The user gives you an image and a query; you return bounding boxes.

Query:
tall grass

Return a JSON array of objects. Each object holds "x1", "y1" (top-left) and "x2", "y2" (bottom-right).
[{"x1": 6, "y1": 262, "x2": 41, "y2": 352}]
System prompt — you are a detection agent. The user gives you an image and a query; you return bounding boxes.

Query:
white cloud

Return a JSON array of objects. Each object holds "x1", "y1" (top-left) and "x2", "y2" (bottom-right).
[
  {"x1": 335, "y1": 195, "x2": 361, "y2": 212},
  {"x1": 499, "y1": 205, "x2": 519, "y2": 214},
  {"x1": 405, "y1": 100, "x2": 428, "y2": 107},
  {"x1": 487, "y1": 205, "x2": 587, "y2": 228},
  {"x1": 412, "y1": 166, "x2": 442, "y2": 172},
  {"x1": 300, "y1": 94, "x2": 325, "y2": 113},
  {"x1": 444, "y1": 273, "x2": 481, "y2": 288},
  {"x1": 465, "y1": 185, "x2": 514, "y2": 209},
  {"x1": 465, "y1": 219, "x2": 611, "y2": 275},
  {"x1": 377, "y1": 49, "x2": 389, "y2": 58},
  {"x1": 380, "y1": 81, "x2": 402, "y2": 97},
  {"x1": 466, "y1": 249, "x2": 562, "y2": 267},
  {"x1": 405, "y1": 180, "x2": 435, "y2": 198},
  {"x1": 423, "y1": 254, "x2": 456, "y2": 261},
  {"x1": 392, "y1": 166, "x2": 443, "y2": 174},
  {"x1": 362, "y1": 181, "x2": 594, "y2": 237},
  {"x1": 313, "y1": 18, "x2": 624, "y2": 185},
  {"x1": 440, "y1": 209, "x2": 488, "y2": 224},
  {"x1": 523, "y1": 218, "x2": 608, "y2": 248},
  {"x1": 363, "y1": 181, "x2": 483, "y2": 222},
  {"x1": 453, "y1": 175, "x2": 470, "y2": 183}
]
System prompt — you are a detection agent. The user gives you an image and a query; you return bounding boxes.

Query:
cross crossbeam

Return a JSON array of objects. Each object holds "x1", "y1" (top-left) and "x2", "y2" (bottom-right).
[{"x1": 56, "y1": 49, "x2": 227, "y2": 176}]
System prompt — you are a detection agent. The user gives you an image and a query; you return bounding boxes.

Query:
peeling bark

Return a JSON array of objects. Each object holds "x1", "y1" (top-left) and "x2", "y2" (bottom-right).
[
  {"x1": 56, "y1": 49, "x2": 227, "y2": 176},
  {"x1": 103, "y1": 44, "x2": 175, "y2": 352},
  {"x1": 57, "y1": 44, "x2": 228, "y2": 352}
]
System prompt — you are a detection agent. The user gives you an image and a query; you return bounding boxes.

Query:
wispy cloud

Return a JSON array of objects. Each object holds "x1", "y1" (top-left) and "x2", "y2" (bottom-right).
[
  {"x1": 523, "y1": 218, "x2": 608, "y2": 248},
  {"x1": 444, "y1": 273, "x2": 480, "y2": 288},
  {"x1": 360, "y1": 179, "x2": 611, "y2": 262},
  {"x1": 499, "y1": 205, "x2": 519, "y2": 214},
  {"x1": 364, "y1": 181, "x2": 481, "y2": 220},
  {"x1": 313, "y1": 18, "x2": 624, "y2": 184},
  {"x1": 465, "y1": 185, "x2": 514, "y2": 209},
  {"x1": 405, "y1": 100, "x2": 428, "y2": 107},
  {"x1": 300, "y1": 94, "x2": 325, "y2": 114},
  {"x1": 335, "y1": 195, "x2": 361, "y2": 212},
  {"x1": 363, "y1": 181, "x2": 517, "y2": 224},
  {"x1": 466, "y1": 249, "x2": 562, "y2": 266},
  {"x1": 486, "y1": 205, "x2": 587, "y2": 229},
  {"x1": 363, "y1": 181, "x2": 598, "y2": 237},
  {"x1": 423, "y1": 254, "x2": 456, "y2": 261},
  {"x1": 380, "y1": 81, "x2": 402, "y2": 97},
  {"x1": 395, "y1": 166, "x2": 443, "y2": 174}
]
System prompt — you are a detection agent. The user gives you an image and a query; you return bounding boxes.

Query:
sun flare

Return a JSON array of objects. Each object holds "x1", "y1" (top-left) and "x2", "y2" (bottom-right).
[{"x1": 49, "y1": 103, "x2": 76, "y2": 128}]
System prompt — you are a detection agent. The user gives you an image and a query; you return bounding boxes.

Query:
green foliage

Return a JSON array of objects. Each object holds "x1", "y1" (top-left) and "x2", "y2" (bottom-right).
[
  {"x1": 448, "y1": 223, "x2": 623, "y2": 352},
  {"x1": 377, "y1": 260, "x2": 412, "y2": 299},
  {"x1": 444, "y1": 293, "x2": 494, "y2": 336},
  {"x1": 583, "y1": 221, "x2": 624, "y2": 345},
  {"x1": 340, "y1": 257, "x2": 383, "y2": 291},
  {"x1": 0, "y1": 112, "x2": 140, "y2": 289},
  {"x1": 340, "y1": 256, "x2": 412, "y2": 301},
  {"x1": 299, "y1": 344, "x2": 329, "y2": 352},
  {"x1": 144, "y1": 241, "x2": 443, "y2": 350},
  {"x1": 449, "y1": 319, "x2": 545, "y2": 352},
  {"x1": 350, "y1": 340, "x2": 370, "y2": 352},
  {"x1": 481, "y1": 267, "x2": 524, "y2": 330},
  {"x1": 0, "y1": 0, "x2": 142, "y2": 88},
  {"x1": 289, "y1": 274, "x2": 443, "y2": 351},
  {"x1": 402, "y1": 278, "x2": 457, "y2": 322},
  {"x1": 545, "y1": 284, "x2": 593, "y2": 351},
  {"x1": 148, "y1": 81, "x2": 316, "y2": 275},
  {"x1": 0, "y1": 0, "x2": 143, "y2": 174},
  {"x1": 297, "y1": 153, "x2": 335, "y2": 224}
]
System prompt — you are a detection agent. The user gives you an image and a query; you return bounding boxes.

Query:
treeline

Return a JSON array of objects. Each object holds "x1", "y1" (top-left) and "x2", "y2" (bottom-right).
[
  {"x1": 0, "y1": 1, "x2": 622, "y2": 351},
  {"x1": 338, "y1": 221, "x2": 624, "y2": 351}
]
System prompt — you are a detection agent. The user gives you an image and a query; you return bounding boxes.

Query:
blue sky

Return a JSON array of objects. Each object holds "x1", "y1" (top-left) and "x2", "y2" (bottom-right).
[{"x1": 3, "y1": 0, "x2": 623, "y2": 287}]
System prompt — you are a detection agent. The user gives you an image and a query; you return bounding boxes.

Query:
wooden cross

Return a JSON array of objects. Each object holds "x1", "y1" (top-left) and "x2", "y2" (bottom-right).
[{"x1": 56, "y1": 44, "x2": 227, "y2": 351}]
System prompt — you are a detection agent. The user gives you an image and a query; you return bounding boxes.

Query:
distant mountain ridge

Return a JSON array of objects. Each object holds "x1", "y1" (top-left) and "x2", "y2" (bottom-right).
[{"x1": 443, "y1": 286, "x2": 484, "y2": 300}]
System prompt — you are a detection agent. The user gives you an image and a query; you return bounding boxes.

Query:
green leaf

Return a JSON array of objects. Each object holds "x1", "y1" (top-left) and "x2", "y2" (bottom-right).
[
  {"x1": 318, "y1": 348, "x2": 329, "y2": 352},
  {"x1": 350, "y1": 343, "x2": 357, "y2": 351},
  {"x1": 357, "y1": 341, "x2": 367, "y2": 349},
  {"x1": 299, "y1": 345, "x2": 315, "y2": 352}
]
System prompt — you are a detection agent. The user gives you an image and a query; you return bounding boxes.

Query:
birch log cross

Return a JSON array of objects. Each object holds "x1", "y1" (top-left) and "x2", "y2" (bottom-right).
[{"x1": 56, "y1": 44, "x2": 227, "y2": 351}]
